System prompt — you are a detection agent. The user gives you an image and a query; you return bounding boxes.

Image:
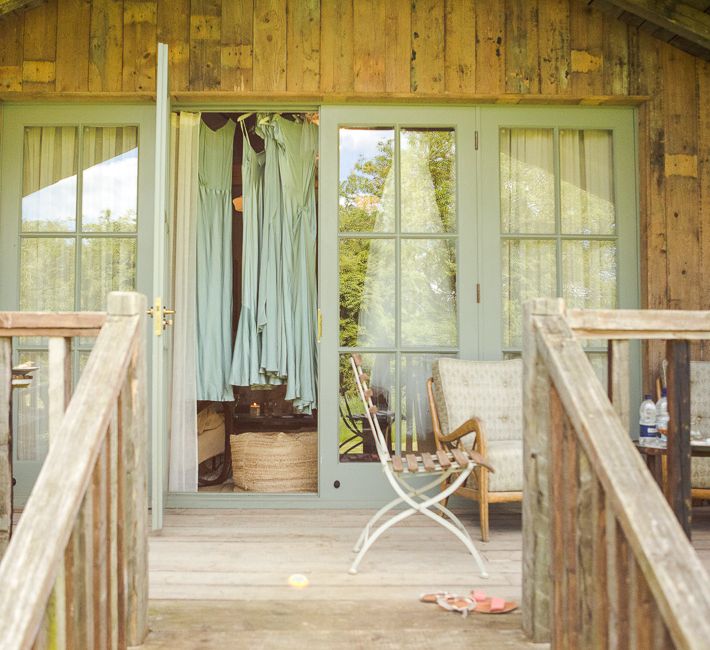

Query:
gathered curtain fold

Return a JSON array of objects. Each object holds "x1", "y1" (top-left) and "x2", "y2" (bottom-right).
[
  {"x1": 230, "y1": 115, "x2": 319, "y2": 414},
  {"x1": 22, "y1": 126, "x2": 77, "y2": 197}
]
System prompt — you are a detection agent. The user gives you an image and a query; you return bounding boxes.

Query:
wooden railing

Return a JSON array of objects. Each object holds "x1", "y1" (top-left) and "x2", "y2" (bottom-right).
[
  {"x1": 0, "y1": 292, "x2": 148, "y2": 649},
  {"x1": 522, "y1": 299, "x2": 710, "y2": 649}
]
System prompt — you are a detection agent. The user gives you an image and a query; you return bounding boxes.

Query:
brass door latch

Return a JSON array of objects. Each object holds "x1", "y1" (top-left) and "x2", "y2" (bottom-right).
[{"x1": 147, "y1": 297, "x2": 175, "y2": 336}]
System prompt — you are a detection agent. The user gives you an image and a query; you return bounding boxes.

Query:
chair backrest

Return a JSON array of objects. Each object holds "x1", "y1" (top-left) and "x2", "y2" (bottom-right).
[
  {"x1": 350, "y1": 355, "x2": 391, "y2": 462},
  {"x1": 691, "y1": 361, "x2": 710, "y2": 436},
  {"x1": 432, "y1": 358, "x2": 523, "y2": 445}
]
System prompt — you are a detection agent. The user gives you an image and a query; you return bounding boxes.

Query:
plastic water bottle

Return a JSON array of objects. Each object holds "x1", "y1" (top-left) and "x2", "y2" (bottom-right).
[
  {"x1": 656, "y1": 388, "x2": 669, "y2": 442},
  {"x1": 639, "y1": 395, "x2": 657, "y2": 441}
]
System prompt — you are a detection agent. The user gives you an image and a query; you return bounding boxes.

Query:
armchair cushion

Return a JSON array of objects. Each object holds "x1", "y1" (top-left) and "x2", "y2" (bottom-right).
[
  {"x1": 432, "y1": 358, "x2": 523, "y2": 450},
  {"x1": 686, "y1": 361, "x2": 710, "y2": 490},
  {"x1": 466, "y1": 439, "x2": 523, "y2": 492}
]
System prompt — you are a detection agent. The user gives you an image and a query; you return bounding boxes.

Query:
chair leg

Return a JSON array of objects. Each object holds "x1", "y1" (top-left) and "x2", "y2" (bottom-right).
[
  {"x1": 353, "y1": 495, "x2": 402, "y2": 552},
  {"x1": 441, "y1": 475, "x2": 452, "y2": 510},
  {"x1": 477, "y1": 466, "x2": 489, "y2": 542}
]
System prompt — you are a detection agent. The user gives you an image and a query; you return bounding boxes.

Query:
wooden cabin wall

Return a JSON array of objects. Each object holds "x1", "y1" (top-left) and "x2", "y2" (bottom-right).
[{"x1": 1, "y1": 0, "x2": 709, "y2": 378}]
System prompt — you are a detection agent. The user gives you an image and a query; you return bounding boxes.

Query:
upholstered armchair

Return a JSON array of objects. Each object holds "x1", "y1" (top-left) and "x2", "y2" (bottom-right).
[{"x1": 427, "y1": 358, "x2": 523, "y2": 541}]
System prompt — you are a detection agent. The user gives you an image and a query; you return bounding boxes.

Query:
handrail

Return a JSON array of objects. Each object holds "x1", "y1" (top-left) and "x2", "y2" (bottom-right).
[
  {"x1": 0, "y1": 311, "x2": 106, "y2": 337},
  {"x1": 522, "y1": 299, "x2": 710, "y2": 649},
  {"x1": 567, "y1": 308, "x2": 710, "y2": 339},
  {"x1": 0, "y1": 292, "x2": 148, "y2": 649}
]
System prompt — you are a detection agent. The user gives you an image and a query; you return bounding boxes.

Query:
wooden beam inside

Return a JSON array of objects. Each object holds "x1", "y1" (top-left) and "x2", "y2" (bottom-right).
[
  {"x1": 0, "y1": 0, "x2": 45, "y2": 18},
  {"x1": 603, "y1": 0, "x2": 710, "y2": 51}
]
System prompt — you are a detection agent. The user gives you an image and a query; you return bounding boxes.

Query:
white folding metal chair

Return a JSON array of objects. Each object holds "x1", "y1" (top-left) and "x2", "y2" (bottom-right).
[{"x1": 348, "y1": 354, "x2": 490, "y2": 577}]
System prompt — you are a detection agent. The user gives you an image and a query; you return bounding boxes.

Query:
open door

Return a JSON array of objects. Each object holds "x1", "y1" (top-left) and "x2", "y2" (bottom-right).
[{"x1": 151, "y1": 42, "x2": 171, "y2": 530}]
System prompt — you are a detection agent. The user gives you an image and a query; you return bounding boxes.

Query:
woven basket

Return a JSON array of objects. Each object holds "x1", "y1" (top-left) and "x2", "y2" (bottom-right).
[{"x1": 231, "y1": 431, "x2": 317, "y2": 493}]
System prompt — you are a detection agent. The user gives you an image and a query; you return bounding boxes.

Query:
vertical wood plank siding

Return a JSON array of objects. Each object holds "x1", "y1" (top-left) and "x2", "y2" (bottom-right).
[{"x1": 1, "y1": 0, "x2": 709, "y2": 377}]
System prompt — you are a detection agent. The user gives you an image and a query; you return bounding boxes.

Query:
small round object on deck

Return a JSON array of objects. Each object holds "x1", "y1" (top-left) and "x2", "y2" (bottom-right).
[{"x1": 288, "y1": 574, "x2": 309, "y2": 589}]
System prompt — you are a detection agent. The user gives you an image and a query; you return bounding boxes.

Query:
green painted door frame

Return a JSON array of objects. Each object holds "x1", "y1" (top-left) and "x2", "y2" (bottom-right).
[{"x1": 0, "y1": 103, "x2": 156, "y2": 504}]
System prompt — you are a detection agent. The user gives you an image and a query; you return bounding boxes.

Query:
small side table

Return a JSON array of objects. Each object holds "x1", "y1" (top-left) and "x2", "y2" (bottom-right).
[{"x1": 635, "y1": 440, "x2": 710, "y2": 505}]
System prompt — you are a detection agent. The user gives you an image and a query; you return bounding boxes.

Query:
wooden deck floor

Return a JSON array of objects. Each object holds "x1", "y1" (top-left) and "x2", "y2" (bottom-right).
[
  {"x1": 141, "y1": 503, "x2": 710, "y2": 649},
  {"x1": 142, "y1": 503, "x2": 534, "y2": 649}
]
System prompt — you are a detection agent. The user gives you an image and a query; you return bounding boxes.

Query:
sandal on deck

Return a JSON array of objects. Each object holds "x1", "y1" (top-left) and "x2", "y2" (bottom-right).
[
  {"x1": 472, "y1": 595, "x2": 518, "y2": 614},
  {"x1": 419, "y1": 591, "x2": 452, "y2": 604},
  {"x1": 435, "y1": 595, "x2": 477, "y2": 617}
]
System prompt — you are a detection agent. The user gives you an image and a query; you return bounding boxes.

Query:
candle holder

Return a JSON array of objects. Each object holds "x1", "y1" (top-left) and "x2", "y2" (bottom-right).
[{"x1": 250, "y1": 402, "x2": 261, "y2": 417}]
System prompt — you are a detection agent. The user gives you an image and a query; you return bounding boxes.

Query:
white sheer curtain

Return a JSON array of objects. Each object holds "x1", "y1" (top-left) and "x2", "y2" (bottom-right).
[
  {"x1": 169, "y1": 112, "x2": 201, "y2": 492},
  {"x1": 356, "y1": 131, "x2": 456, "y2": 453},
  {"x1": 500, "y1": 127, "x2": 616, "y2": 389}
]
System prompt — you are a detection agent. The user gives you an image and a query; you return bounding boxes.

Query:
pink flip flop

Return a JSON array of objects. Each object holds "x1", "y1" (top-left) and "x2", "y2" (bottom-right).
[{"x1": 469, "y1": 591, "x2": 518, "y2": 614}]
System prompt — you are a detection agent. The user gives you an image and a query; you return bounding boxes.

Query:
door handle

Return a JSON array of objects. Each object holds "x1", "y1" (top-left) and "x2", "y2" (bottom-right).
[{"x1": 147, "y1": 298, "x2": 176, "y2": 336}]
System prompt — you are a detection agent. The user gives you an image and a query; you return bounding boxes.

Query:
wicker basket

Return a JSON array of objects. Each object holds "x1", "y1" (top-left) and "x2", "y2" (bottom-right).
[{"x1": 231, "y1": 431, "x2": 317, "y2": 493}]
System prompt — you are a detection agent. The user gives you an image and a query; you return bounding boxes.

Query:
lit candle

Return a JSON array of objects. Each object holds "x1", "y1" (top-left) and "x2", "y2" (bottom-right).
[{"x1": 250, "y1": 402, "x2": 261, "y2": 417}]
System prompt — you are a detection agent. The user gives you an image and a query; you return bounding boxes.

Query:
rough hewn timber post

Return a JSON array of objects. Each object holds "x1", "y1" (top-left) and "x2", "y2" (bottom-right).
[
  {"x1": 108, "y1": 292, "x2": 149, "y2": 646},
  {"x1": 0, "y1": 337, "x2": 12, "y2": 559},
  {"x1": 522, "y1": 298, "x2": 564, "y2": 642}
]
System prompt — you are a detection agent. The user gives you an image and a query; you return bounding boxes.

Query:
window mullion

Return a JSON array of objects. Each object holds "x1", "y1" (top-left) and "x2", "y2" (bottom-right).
[
  {"x1": 553, "y1": 126, "x2": 563, "y2": 299},
  {"x1": 394, "y1": 124, "x2": 402, "y2": 454},
  {"x1": 75, "y1": 124, "x2": 84, "y2": 313}
]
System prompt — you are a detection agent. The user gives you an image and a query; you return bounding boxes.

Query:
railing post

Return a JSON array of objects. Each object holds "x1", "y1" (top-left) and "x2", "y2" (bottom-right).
[
  {"x1": 47, "y1": 336, "x2": 72, "y2": 648},
  {"x1": 0, "y1": 337, "x2": 11, "y2": 559},
  {"x1": 666, "y1": 339, "x2": 691, "y2": 538},
  {"x1": 108, "y1": 292, "x2": 149, "y2": 647},
  {"x1": 522, "y1": 297, "x2": 564, "y2": 643}
]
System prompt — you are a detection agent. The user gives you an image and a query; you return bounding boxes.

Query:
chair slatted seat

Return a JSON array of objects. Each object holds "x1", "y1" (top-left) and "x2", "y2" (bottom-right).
[
  {"x1": 348, "y1": 354, "x2": 491, "y2": 578},
  {"x1": 388, "y1": 448, "x2": 493, "y2": 474}
]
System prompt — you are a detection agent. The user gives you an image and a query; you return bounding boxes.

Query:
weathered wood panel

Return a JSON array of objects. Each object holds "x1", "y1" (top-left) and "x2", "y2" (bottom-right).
[
  {"x1": 220, "y1": 0, "x2": 251, "y2": 92},
  {"x1": 444, "y1": 0, "x2": 475, "y2": 93},
  {"x1": 384, "y1": 0, "x2": 410, "y2": 93},
  {"x1": 253, "y1": 0, "x2": 286, "y2": 92},
  {"x1": 55, "y1": 0, "x2": 90, "y2": 92},
  {"x1": 319, "y1": 0, "x2": 353, "y2": 93},
  {"x1": 286, "y1": 0, "x2": 319, "y2": 92},
  {"x1": 411, "y1": 0, "x2": 444, "y2": 93},
  {"x1": 156, "y1": 0, "x2": 189, "y2": 92},
  {"x1": 474, "y1": 0, "x2": 505, "y2": 94},
  {"x1": 122, "y1": 0, "x2": 157, "y2": 92},
  {"x1": 353, "y1": 0, "x2": 385, "y2": 93},
  {"x1": 505, "y1": 0, "x2": 540, "y2": 93},
  {"x1": 89, "y1": 0, "x2": 124, "y2": 93},
  {"x1": 189, "y1": 0, "x2": 221, "y2": 91}
]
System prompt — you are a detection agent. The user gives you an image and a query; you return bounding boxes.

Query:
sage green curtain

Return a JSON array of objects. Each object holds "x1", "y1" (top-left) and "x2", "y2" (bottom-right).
[
  {"x1": 255, "y1": 118, "x2": 287, "y2": 385},
  {"x1": 273, "y1": 115, "x2": 318, "y2": 414},
  {"x1": 230, "y1": 122, "x2": 266, "y2": 386},
  {"x1": 196, "y1": 119, "x2": 236, "y2": 402}
]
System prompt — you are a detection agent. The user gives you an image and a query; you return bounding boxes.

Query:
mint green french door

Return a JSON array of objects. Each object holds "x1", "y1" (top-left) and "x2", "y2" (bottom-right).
[
  {"x1": 320, "y1": 105, "x2": 639, "y2": 505},
  {"x1": 0, "y1": 104, "x2": 156, "y2": 503},
  {"x1": 319, "y1": 107, "x2": 479, "y2": 502},
  {"x1": 478, "y1": 107, "x2": 640, "y2": 417}
]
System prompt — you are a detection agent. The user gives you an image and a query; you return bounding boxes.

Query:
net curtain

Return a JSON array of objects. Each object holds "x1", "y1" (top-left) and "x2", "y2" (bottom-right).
[{"x1": 168, "y1": 112, "x2": 201, "y2": 493}]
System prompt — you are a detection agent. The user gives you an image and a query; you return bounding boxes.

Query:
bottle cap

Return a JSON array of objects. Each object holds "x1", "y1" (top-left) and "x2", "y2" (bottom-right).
[
  {"x1": 644, "y1": 394, "x2": 652, "y2": 400},
  {"x1": 661, "y1": 387, "x2": 667, "y2": 397}
]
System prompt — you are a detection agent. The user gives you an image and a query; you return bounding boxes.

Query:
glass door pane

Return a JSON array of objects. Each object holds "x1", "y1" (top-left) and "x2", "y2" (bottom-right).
[
  {"x1": 337, "y1": 124, "x2": 459, "y2": 461},
  {"x1": 479, "y1": 106, "x2": 639, "y2": 429},
  {"x1": 16, "y1": 124, "x2": 140, "y2": 469}
]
